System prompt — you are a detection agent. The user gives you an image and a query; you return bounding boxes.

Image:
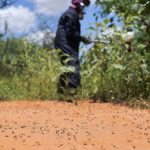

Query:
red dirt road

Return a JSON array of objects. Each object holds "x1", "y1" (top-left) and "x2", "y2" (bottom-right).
[{"x1": 0, "y1": 101, "x2": 150, "y2": 150}]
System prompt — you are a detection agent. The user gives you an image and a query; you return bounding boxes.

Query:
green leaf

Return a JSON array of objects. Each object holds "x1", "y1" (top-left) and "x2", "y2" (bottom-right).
[
  {"x1": 88, "y1": 26, "x2": 96, "y2": 31},
  {"x1": 137, "y1": 44, "x2": 146, "y2": 49},
  {"x1": 113, "y1": 64, "x2": 126, "y2": 70},
  {"x1": 103, "y1": 19, "x2": 110, "y2": 25},
  {"x1": 59, "y1": 66, "x2": 75, "y2": 73},
  {"x1": 96, "y1": 23, "x2": 102, "y2": 27}
]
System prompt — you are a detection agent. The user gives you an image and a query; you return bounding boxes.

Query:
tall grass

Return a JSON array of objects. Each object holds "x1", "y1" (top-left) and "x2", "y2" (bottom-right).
[
  {"x1": 81, "y1": 28, "x2": 150, "y2": 103},
  {"x1": 0, "y1": 36, "x2": 149, "y2": 103},
  {"x1": 0, "y1": 39, "x2": 61, "y2": 100}
]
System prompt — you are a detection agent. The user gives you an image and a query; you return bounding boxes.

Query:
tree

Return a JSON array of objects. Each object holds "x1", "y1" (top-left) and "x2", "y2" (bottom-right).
[
  {"x1": 80, "y1": 0, "x2": 150, "y2": 101},
  {"x1": 96, "y1": 0, "x2": 150, "y2": 50}
]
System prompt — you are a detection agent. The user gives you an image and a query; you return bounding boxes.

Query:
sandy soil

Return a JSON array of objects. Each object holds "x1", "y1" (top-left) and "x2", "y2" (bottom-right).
[{"x1": 0, "y1": 100, "x2": 150, "y2": 150}]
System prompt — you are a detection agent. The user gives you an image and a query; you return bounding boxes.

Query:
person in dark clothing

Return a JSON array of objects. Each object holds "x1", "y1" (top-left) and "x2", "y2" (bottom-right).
[{"x1": 54, "y1": 0, "x2": 91, "y2": 94}]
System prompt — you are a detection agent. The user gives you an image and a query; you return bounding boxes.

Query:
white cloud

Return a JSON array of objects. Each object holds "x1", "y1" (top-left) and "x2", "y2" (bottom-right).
[
  {"x1": 0, "y1": 6, "x2": 36, "y2": 34},
  {"x1": 91, "y1": 0, "x2": 96, "y2": 4},
  {"x1": 32, "y1": 0, "x2": 70, "y2": 16},
  {"x1": 32, "y1": 0, "x2": 96, "y2": 16},
  {"x1": 0, "y1": 0, "x2": 96, "y2": 35},
  {"x1": 27, "y1": 29, "x2": 55, "y2": 45}
]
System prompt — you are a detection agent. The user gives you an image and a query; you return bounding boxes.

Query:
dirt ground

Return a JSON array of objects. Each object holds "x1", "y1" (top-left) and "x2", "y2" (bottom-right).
[{"x1": 0, "y1": 100, "x2": 150, "y2": 150}]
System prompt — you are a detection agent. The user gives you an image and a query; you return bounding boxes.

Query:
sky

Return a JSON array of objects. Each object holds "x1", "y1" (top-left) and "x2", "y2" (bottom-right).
[{"x1": 0, "y1": 0, "x2": 98, "y2": 38}]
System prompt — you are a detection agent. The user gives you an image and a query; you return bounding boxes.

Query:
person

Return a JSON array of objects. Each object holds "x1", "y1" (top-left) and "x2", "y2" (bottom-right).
[{"x1": 54, "y1": 0, "x2": 91, "y2": 94}]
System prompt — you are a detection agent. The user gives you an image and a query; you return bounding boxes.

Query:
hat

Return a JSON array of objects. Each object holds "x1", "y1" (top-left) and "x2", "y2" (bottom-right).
[
  {"x1": 72, "y1": 0, "x2": 90, "y2": 6},
  {"x1": 72, "y1": 0, "x2": 82, "y2": 4}
]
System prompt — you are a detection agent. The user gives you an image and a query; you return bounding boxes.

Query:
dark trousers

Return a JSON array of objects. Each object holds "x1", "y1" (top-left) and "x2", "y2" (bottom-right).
[{"x1": 58, "y1": 54, "x2": 81, "y2": 93}]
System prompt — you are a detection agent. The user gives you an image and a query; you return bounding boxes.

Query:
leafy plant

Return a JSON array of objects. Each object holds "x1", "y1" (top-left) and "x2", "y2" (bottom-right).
[{"x1": 81, "y1": 17, "x2": 149, "y2": 102}]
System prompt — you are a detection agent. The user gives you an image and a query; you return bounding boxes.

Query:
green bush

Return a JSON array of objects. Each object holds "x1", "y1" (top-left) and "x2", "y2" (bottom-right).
[
  {"x1": 0, "y1": 39, "x2": 61, "y2": 100},
  {"x1": 81, "y1": 20, "x2": 150, "y2": 102}
]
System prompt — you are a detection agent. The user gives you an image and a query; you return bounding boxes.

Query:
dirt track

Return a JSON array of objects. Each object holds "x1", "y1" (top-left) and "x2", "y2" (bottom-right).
[{"x1": 0, "y1": 101, "x2": 150, "y2": 150}]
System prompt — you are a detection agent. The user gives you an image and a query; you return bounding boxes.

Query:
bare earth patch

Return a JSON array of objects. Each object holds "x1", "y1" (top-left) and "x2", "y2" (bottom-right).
[{"x1": 0, "y1": 100, "x2": 150, "y2": 150}]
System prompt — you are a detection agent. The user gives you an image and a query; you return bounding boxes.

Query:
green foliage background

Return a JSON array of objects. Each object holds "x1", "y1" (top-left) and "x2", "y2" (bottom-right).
[
  {"x1": 0, "y1": 39, "x2": 61, "y2": 100},
  {"x1": 0, "y1": 0, "x2": 149, "y2": 104},
  {"x1": 80, "y1": 0, "x2": 150, "y2": 103}
]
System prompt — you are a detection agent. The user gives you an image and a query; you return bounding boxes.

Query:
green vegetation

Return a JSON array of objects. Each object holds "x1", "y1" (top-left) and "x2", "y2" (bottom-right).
[
  {"x1": 0, "y1": 39, "x2": 61, "y2": 100},
  {"x1": 81, "y1": 26, "x2": 150, "y2": 102},
  {"x1": 0, "y1": 0, "x2": 149, "y2": 106},
  {"x1": 81, "y1": 0, "x2": 150, "y2": 104}
]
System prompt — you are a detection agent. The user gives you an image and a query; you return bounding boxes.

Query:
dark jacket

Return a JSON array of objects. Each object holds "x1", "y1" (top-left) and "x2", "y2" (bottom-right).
[{"x1": 54, "y1": 7, "x2": 83, "y2": 58}]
